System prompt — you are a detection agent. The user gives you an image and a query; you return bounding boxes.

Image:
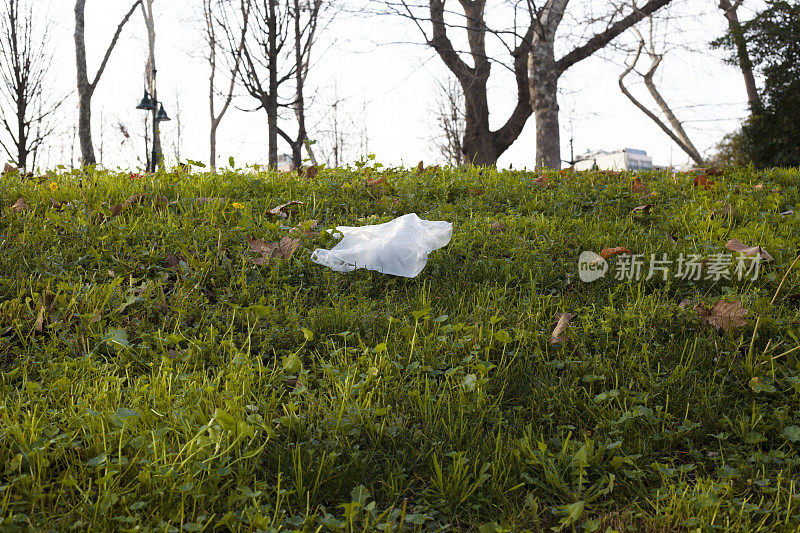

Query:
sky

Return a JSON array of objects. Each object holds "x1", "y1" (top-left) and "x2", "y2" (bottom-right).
[{"x1": 29, "y1": 0, "x2": 760, "y2": 171}]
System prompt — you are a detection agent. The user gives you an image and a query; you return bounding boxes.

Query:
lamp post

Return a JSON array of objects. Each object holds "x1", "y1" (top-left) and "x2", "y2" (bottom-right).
[{"x1": 135, "y1": 69, "x2": 170, "y2": 172}]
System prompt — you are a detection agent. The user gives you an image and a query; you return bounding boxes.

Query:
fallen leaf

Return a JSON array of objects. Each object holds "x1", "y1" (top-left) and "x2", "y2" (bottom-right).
[
  {"x1": 300, "y1": 165, "x2": 319, "y2": 179},
  {"x1": 3, "y1": 163, "x2": 17, "y2": 175},
  {"x1": 268, "y1": 201, "x2": 304, "y2": 219},
  {"x1": 695, "y1": 300, "x2": 748, "y2": 331},
  {"x1": 631, "y1": 178, "x2": 648, "y2": 193},
  {"x1": 678, "y1": 298, "x2": 693, "y2": 308},
  {"x1": 632, "y1": 204, "x2": 653, "y2": 215},
  {"x1": 122, "y1": 194, "x2": 147, "y2": 208},
  {"x1": 753, "y1": 183, "x2": 764, "y2": 191},
  {"x1": 366, "y1": 175, "x2": 387, "y2": 187},
  {"x1": 725, "y1": 238, "x2": 773, "y2": 261},
  {"x1": 415, "y1": 161, "x2": 424, "y2": 175},
  {"x1": 533, "y1": 175, "x2": 553, "y2": 187},
  {"x1": 719, "y1": 202, "x2": 736, "y2": 218},
  {"x1": 248, "y1": 236, "x2": 300, "y2": 264},
  {"x1": 468, "y1": 188, "x2": 484, "y2": 196},
  {"x1": 549, "y1": 313, "x2": 576, "y2": 345},
  {"x1": 600, "y1": 247, "x2": 632, "y2": 260},
  {"x1": 693, "y1": 174, "x2": 714, "y2": 190},
  {"x1": 490, "y1": 222, "x2": 506, "y2": 233},
  {"x1": 10, "y1": 198, "x2": 28, "y2": 213}
]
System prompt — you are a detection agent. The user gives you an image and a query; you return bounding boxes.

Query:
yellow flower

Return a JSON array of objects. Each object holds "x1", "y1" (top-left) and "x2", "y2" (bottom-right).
[
  {"x1": 232, "y1": 202, "x2": 244, "y2": 209},
  {"x1": 49, "y1": 182, "x2": 58, "y2": 191}
]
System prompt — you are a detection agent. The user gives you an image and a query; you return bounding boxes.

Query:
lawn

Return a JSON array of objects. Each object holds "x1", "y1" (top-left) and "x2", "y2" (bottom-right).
[{"x1": 1, "y1": 162, "x2": 799, "y2": 531}]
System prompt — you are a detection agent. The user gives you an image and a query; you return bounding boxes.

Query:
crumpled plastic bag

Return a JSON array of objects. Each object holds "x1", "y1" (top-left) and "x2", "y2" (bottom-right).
[{"x1": 311, "y1": 213, "x2": 452, "y2": 278}]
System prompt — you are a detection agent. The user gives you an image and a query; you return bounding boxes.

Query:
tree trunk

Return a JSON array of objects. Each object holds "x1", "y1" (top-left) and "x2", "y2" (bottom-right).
[
  {"x1": 292, "y1": 0, "x2": 305, "y2": 169},
  {"x1": 77, "y1": 93, "x2": 95, "y2": 166},
  {"x1": 529, "y1": 40, "x2": 561, "y2": 169},
  {"x1": 74, "y1": 0, "x2": 96, "y2": 165},
  {"x1": 74, "y1": 0, "x2": 141, "y2": 168},
  {"x1": 267, "y1": 0, "x2": 278, "y2": 168},
  {"x1": 718, "y1": 0, "x2": 761, "y2": 111},
  {"x1": 460, "y1": 74, "x2": 497, "y2": 166}
]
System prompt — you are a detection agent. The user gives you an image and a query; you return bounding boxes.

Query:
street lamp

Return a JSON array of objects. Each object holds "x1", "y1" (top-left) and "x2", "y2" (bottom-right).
[{"x1": 135, "y1": 69, "x2": 170, "y2": 173}]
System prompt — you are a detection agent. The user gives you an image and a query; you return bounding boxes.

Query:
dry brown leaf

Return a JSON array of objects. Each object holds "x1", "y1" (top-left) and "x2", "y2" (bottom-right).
[
  {"x1": 549, "y1": 313, "x2": 576, "y2": 345},
  {"x1": 415, "y1": 161, "x2": 424, "y2": 175},
  {"x1": 600, "y1": 247, "x2": 632, "y2": 260},
  {"x1": 268, "y1": 201, "x2": 304, "y2": 219},
  {"x1": 719, "y1": 202, "x2": 736, "y2": 218},
  {"x1": 693, "y1": 174, "x2": 714, "y2": 190},
  {"x1": 490, "y1": 222, "x2": 506, "y2": 233},
  {"x1": 248, "y1": 236, "x2": 300, "y2": 264},
  {"x1": 725, "y1": 238, "x2": 773, "y2": 262},
  {"x1": 367, "y1": 175, "x2": 387, "y2": 187},
  {"x1": 468, "y1": 188, "x2": 484, "y2": 196},
  {"x1": 299, "y1": 165, "x2": 319, "y2": 179},
  {"x1": 3, "y1": 163, "x2": 17, "y2": 175},
  {"x1": 695, "y1": 300, "x2": 748, "y2": 331},
  {"x1": 122, "y1": 194, "x2": 147, "y2": 208},
  {"x1": 632, "y1": 204, "x2": 653, "y2": 215},
  {"x1": 753, "y1": 183, "x2": 764, "y2": 191},
  {"x1": 631, "y1": 178, "x2": 648, "y2": 193},
  {"x1": 678, "y1": 298, "x2": 693, "y2": 309},
  {"x1": 11, "y1": 198, "x2": 28, "y2": 213}
]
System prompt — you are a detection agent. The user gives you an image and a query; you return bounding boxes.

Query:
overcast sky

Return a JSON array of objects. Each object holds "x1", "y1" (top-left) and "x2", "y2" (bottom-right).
[{"x1": 32, "y1": 0, "x2": 759, "y2": 171}]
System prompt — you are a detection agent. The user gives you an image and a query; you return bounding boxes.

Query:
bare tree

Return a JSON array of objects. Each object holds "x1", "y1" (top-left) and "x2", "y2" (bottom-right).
[
  {"x1": 0, "y1": 0, "x2": 62, "y2": 169},
  {"x1": 717, "y1": 0, "x2": 761, "y2": 111},
  {"x1": 619, "y1": 22, "x2": 704, "y2": 165},
  {"x1": 431, "y1": 77, "x2": 465, "y2": 166},
  {"x1": 281, "y1": 0, "x2": 323, "y2": 169},
  {"x1": 74, "y1": 0, "x2": 142, "y2": 166},
  {"x1": 204, "y1": 0, "x2": 250, "y2": 169},
  {"x1": 140, "y1": 0, "x2": 163, "y2": 170},
  {"x1": 390, "y1": 0, "x2": 674, "y2": 168},
  {"x1": 234, "y1": 0, "x2": 328, "y2": 169}
]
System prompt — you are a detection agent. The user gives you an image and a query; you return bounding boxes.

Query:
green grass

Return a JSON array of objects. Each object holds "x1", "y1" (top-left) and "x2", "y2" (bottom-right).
[{"x1": 1, "y1": 162, "x2": 799, "y2": 531}]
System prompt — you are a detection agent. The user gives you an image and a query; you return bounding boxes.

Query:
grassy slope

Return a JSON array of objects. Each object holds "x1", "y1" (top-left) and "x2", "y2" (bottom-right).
[{"x1": 0, "y1": 164, "x2": 799, "y2": 532}]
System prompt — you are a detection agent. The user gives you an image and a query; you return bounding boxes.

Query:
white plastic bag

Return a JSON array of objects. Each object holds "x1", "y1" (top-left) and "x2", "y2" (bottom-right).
[{"x1": 311, "y1": 213, "x2": 452, "y2": 278}]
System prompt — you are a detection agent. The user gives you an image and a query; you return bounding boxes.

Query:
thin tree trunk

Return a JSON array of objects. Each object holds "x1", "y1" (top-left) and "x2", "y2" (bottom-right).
[
  {"x1": 74, "y1": 0, "x2": 95, "y2": 165},
  {"x1": 619, "y1": 39, "x2": 703, "y2": 165},
  {"x1": 718, "y1": 0, "x2": 761, "y2": 111},
  {"x1": 529, "y1": 39, "x2": 561, "y2": 169},
  {"x1": 642, "y1": 57, "x2": 704, "y2": 165},
  {"x1": 74, "y1": 0, "x2": 141, "y2": 167},
  {"x1": 141, "y1": 0, "x2": 161, "y2": 169},
  {"x1": 292, "y1": 0, "x2": 304, "y2": 169},
  {"x1": 267, "y1": 0, "x2": 278, "y2": 168}
]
